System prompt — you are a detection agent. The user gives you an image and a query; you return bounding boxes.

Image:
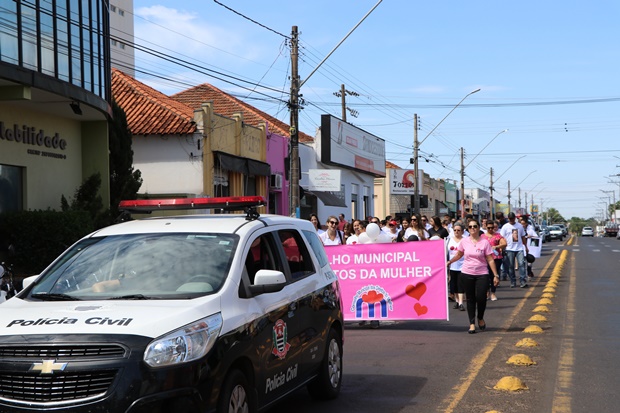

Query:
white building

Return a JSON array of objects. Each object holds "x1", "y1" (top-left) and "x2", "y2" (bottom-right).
[{"x1": 109, "y1": 0, "x2": 135, "y2": 77}]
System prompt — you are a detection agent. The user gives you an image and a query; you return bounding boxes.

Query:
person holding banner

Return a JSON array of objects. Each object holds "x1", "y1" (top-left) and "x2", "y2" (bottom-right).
[
  {"x1": 447, "y1": 223, "x2": 466, "y2": 311},
  {"x1": 447, "y1": 220, "x2": 500, "y2": 334}
]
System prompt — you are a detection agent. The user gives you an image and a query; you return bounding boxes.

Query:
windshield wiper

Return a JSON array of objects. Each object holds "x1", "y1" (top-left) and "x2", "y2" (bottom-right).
[
  {"x1": 31, "y1": 292, "x2": 81, "y2": 301},
  {"x1": 108, "y1": 294, "x2": 153, "y2": 300}
]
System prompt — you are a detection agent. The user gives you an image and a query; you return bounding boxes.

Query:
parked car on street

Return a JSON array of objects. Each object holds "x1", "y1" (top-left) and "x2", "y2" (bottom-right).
[
  {"x1": 541, "y1": 226, "x2": 551, "y2": 242},
  {"x1": 605, "y1": 222, "x2": 619, "y2": 238},
  {"x1": 0, "y1": 196, "x2": 344, "y2": 413},
  {"x1": 548, "y1": 225, "x2": 564, "y2": 241},
  {"x1": 556, "y1": 224, "x2": 568, "y2": 236},
  {"x1": 581, "y1": 226, "x2": 594, "y2": 237}
]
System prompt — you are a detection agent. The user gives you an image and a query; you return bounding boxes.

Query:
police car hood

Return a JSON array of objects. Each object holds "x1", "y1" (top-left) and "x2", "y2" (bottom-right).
[{"x1": 0, "y1": 296, "x2": 222, "y2": 338}]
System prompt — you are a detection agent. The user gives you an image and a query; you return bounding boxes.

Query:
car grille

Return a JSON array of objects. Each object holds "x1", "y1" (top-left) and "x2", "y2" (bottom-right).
[
  {"x1": 0, "y1": 345, "x2": 125, "y2": 404},
  {"x1": 0, "y1": 345, "x2": 125, "y2": 359},
  {"x1": 0, "y1": 370, "x2": 117, "y2": 403}
]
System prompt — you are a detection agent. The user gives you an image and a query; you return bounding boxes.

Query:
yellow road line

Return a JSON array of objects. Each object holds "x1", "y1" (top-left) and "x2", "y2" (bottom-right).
[
  {"x1": 437, "y1": 248, "x2": 562, "y2": 413},
  {"x1": 551, "y1": 253, "x2": 575, "y2": 412}
]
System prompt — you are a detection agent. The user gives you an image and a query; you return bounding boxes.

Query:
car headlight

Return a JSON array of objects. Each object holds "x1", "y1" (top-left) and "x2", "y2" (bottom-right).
[{"x1": 144, "y1": 313, "x2": 223, "y2": 367}]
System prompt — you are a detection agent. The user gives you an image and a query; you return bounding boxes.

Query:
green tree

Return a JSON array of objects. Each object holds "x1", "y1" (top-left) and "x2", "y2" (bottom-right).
[
  {"x1": 545, "y1": 207, "x2": 565, "y2": 224},
  {"x1": 60, "y1": 173, "x2": 103, "y2": 222},
  {"x1": 108, "y1": 99, "x2": 142, "y2": 218},
  {"x1": 608, "y1": 201, "x2": 620, "y2": 222}
]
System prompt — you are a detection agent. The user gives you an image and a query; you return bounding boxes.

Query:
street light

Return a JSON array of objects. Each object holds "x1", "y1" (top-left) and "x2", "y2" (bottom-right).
[
  {"x1": 489, "y1": 155, "x2": 526, "y2": 214},
  {"x1": 514, "y1": 170, "x2": 537, "y2": 190},
  {"x1": 601, "y1": 189, "x2": 616, "y2": 222},
  {"x1": 413, "y1": 88, "x2": 481, "y2": 215},
  {"x1": 494, "y1": 155, "x2": 527, "y2": 183},
  {"x1": 461, "y1": 129, "x2": 508, "y2": 219},
  {"x1": 464, "y1": 129, "x2": 508, "y2": 169},
  {"x1": 508, "y1": 170, "x2": 536, "y2": 213}
]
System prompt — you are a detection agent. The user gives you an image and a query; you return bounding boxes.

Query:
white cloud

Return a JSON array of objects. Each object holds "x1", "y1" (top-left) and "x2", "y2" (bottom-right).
[{"x1": 134, "y1": 6, "x2": 263, "y2": 63}]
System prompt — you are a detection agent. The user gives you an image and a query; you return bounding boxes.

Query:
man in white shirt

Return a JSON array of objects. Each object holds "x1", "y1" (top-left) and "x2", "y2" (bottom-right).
[{"x1": 500, "y1": 212, "x2": 529, "y2": 288}]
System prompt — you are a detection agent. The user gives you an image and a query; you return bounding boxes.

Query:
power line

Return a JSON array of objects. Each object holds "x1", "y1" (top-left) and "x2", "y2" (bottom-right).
[{"x1": 212, "y1": 0, "x2": 290, "y2": 39}]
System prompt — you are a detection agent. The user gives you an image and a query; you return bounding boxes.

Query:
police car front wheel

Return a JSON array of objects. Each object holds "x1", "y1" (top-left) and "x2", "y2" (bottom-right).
[
  {"x1": 218, "y1": 369, "x2": 256, "y2": 413},
  {"x1": 307, "y1": 328, "x2": 343, "y2": 400}
]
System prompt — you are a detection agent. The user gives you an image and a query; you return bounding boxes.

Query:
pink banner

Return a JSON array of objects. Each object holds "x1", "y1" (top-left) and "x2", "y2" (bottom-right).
[{"x1": 325, "y1": 240, "x2": 449, "y2": 321}]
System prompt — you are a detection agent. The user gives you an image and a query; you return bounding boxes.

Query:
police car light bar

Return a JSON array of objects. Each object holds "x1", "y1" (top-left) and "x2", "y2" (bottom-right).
[{"x1": 119, "y1": 196, "x2": 266, "y2": 212}]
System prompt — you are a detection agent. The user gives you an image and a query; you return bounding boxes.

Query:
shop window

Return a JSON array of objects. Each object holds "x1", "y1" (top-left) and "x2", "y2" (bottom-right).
[{"x1": 0, "y1": 165, "x2": 23, "y2": 213}]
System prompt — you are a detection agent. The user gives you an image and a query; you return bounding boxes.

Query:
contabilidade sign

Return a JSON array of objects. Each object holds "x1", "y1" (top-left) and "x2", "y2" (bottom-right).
[{"x1": 1, "y1": 121, "x2": 68, "y2": 160}]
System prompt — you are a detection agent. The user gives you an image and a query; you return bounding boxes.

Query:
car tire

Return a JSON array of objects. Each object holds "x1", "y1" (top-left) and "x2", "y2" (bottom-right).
[
  {"x1": 218, "y1": 369, "x2": 256, "y2": 413},
  {"x1": 307, "y1": 328, "x2": 343, "y2": 400}
]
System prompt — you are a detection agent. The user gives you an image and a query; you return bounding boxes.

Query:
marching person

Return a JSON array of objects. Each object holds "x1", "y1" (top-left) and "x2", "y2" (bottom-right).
[
  {"x1": 319, "y1": 216, "x2": 345, "y2": 246},
  {"x1": 500, "y1": 212, "x2": 529, "y2": 288},
  {"x1": 482, "y1": 219, "x2": 506, "y2": 301},
  {"x1": 520, "y1": 217, "x2": 538, "y2": 279},
  {"x1": 309, "y1": 213, "x2": 324, "y2": 236},
  {"x1": 447, "y1": 219, "x2": 500, "y2": 334},
  {"x1": 447, "y1": 222, "x2": 466, "y2": 311}
]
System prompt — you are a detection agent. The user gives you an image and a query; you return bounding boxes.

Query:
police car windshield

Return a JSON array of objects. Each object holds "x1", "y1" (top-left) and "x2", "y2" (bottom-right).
[{"x1": 29, "y1": 233, "x2": 238, "y2": 300}]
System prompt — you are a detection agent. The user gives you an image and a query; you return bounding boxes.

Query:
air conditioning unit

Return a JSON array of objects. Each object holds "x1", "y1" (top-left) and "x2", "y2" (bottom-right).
[{"x1": 270, "y1": 173, "x2": 283, "y2": 190}]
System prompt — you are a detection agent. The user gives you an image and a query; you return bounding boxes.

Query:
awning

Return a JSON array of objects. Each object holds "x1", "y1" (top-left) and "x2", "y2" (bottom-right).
[
  {"x1": 215, "y1": 152, "x2": 271, "y2": 176},
  {"x1": 303, "y1": 189, "x2": 347, "y2": 207}
]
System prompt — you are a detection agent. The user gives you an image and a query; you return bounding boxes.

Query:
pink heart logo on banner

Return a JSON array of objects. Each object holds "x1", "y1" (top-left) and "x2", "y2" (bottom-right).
[
  {"x1": 405, "y1": 282, "x2": 427, "y2": 301},
  {"x1": 414, "y1": 303, "x2": 428, "y2": 316}
]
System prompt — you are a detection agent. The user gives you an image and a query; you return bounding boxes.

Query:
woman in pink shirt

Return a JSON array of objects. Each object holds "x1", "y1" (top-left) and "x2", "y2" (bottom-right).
[{"x1": 447, "y1": 219, "x2": 500, "y2": 334}]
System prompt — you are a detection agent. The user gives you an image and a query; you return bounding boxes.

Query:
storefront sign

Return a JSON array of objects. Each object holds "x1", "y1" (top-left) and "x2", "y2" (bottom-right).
[
  {"x1": 308, "y1": 169, "x2": 341, "y2": 191},
  {"x1": 0, "y1": 121, "x2": 68, "y2": 151}
]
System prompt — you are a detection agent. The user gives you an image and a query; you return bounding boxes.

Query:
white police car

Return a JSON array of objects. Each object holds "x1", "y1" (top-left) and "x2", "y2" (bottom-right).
[{"x1": 0, "y1": 197, "x2": 343, "y2": 413}]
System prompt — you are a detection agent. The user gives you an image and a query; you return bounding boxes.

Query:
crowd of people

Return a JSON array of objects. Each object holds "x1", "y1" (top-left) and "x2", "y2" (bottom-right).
[{"x1": 309, "y1": 210, "x2": 539, "y2": 334}]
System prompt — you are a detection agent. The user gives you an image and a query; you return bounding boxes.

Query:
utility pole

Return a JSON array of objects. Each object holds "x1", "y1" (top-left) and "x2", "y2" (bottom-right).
[
  {"x1": 289, "y1": 26, "x2": 300, "y2": 217},
  {"x1": 460, "y1": 147, "x2": 465, "y2": 218},
  {"x1": 333, "y1": 84, "x2": 359, "y2": 122},
  {"x1": 340, "y1": 84, "x2": 346, "y2": 121},
  {"x1": 413, "y1": 113, "x2": 420, "y2": 214},
  {"x1": 525, "y1": 191, "x2": 528, "y2": 214},
  {"x1": 518, "y1": 187, "x2": 522, "y2": 210},
  {"x1": 507, "y1": 180, "x2": 511, "y2": 213},
  {"x1": 489, "y1": 167, "x2": 494, "y2": 219}
]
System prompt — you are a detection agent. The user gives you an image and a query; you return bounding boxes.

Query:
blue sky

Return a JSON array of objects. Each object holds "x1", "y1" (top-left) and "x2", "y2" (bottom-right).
[{"x1": 131, "y1": 0, "x2": 620, "y2": 220}]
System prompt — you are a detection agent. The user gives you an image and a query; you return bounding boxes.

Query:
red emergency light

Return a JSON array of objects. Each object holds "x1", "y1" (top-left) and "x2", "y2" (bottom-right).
[{"x1": 119, "y1": 196, "x2": 266, "y2": 212}]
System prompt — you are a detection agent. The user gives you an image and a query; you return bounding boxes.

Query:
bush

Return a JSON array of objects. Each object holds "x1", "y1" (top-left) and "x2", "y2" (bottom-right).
[{"x1": 0, "y1": 210, "x2": 94, "y2": 275}]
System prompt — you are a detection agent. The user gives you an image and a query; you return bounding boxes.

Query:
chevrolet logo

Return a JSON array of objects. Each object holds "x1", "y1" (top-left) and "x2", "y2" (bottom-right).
[{"x1": 30, "y1": 360, "x2": 68, "y2": 375}]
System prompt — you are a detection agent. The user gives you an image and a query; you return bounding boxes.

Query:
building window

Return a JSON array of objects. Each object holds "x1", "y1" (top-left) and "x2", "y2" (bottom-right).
[
  {"x1": 1, "y1": 0, "x2": 109, "y2": 100},
  {"x1": 0, "y1": 165, "x2": 24, "y2": 213},
  {"x1": 119, "y1": 9, "x2": 125, "y2": 16},
  {"x1": 110, "y1": 5, "x2": 116, "y2": 12}
]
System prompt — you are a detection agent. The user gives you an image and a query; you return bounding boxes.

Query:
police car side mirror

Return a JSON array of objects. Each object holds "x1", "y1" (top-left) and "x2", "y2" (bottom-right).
[
  {"x1": 248, "y1": 270, "x2": 286, "y2": 296},
  {"x1": 21, "y1": 275, "x2": 40, "y2": 291}
]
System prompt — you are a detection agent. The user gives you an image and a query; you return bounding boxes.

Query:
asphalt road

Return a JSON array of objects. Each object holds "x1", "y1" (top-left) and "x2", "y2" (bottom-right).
[{"x1": 271, "y1": 235, "x2": 620, "y2": 413}]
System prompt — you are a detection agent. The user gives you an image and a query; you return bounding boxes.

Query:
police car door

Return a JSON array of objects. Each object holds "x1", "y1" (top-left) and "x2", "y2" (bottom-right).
[
  {"x1": 240, "y1": 232, "x2": 302, "y2": 406},
  {"x1": 276, "y1": 229, "x2": 337, "y2": 383}
]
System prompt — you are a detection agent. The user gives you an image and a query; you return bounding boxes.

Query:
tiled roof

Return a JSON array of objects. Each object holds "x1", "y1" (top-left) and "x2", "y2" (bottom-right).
[
  {"x1": 386, "y1": 160, "x2": 401, "y2": 169},
  {"x1": 171, "y1": 83, "x2": 314, "y2": 143},
  {"x1": 111, "y1": 69, "x2": 196, "y2": 135}
]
